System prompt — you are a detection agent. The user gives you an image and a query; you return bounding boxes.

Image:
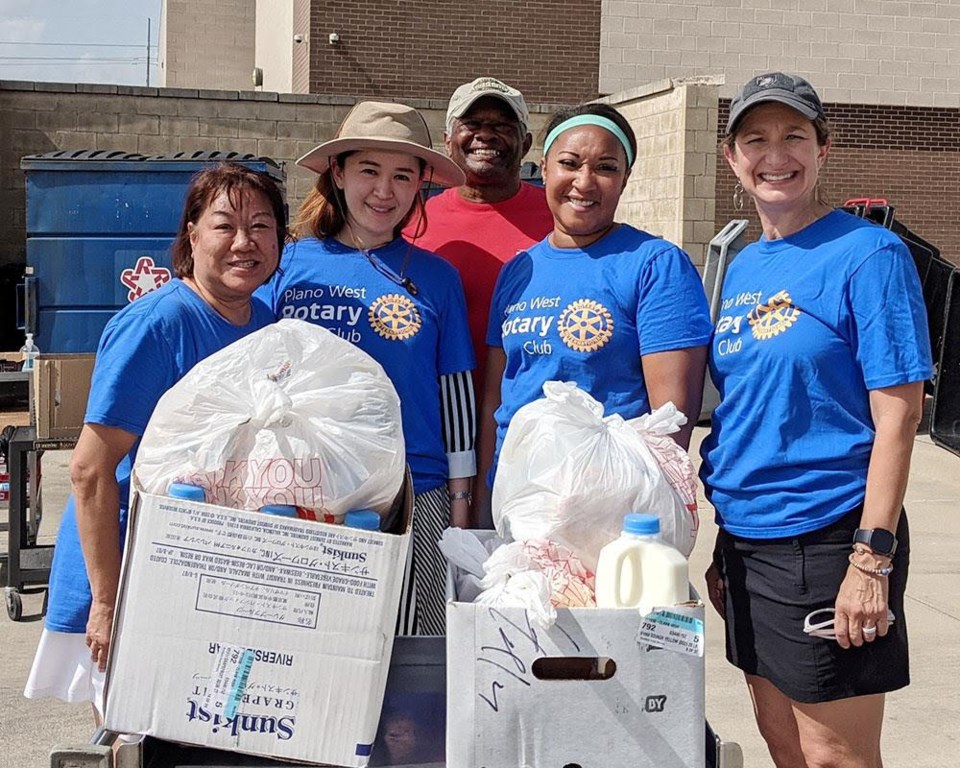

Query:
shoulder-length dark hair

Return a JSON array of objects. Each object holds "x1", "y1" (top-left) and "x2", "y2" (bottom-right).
[
  {"x1": 291, "y1": 152, "x2": 429, "y2": 241},
  {"x1": 542, "y1": 103, "x2": 638, "y2": 169},
  {"x1": 171, "y1": 162, "x2": 287, "y2": 278}
]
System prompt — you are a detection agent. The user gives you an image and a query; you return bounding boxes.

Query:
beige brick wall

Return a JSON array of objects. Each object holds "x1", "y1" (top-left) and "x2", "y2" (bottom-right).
[
  {"x1": 600, "y1": 0, "x2": 960, "y2": 107},
  {"x1": 0, "y1": 83, "x2": 551, "y2": 268},
  {"x1": 606, "y1": 78, "x2": 720, "y2": 266},
  {"x1": 0, "y1": 81, "x2": 712, "y2": 272},
  {"x1": 159, "y1": 0, "x2": 256, "y2": 90}
]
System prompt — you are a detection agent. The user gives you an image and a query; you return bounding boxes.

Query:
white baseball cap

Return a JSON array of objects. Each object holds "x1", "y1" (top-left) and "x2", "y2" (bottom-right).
[{"x1": 445, "y1": 77, "x2": 530, "y2": 134}]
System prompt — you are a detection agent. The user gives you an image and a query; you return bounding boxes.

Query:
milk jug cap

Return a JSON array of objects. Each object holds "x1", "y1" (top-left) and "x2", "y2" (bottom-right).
[
  {"x1": 344, "y1": 510, "x2": 381, "y2": 531},
  {"x1": 168, "y1": 482, "x2": 207, "y2": 502},
  {"x1": 623, "y1": 513, "x2": 660, "y2": 535},
  {"x1": 260, "y1": 504, "x2": 298, "y2": 517}
]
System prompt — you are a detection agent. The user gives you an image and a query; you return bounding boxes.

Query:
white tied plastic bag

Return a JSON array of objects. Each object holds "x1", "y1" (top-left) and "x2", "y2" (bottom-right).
[
  {"x1": 475, "y1": 541, "x2": 556, "y2": 629},
  {"x1": 492, "y1": 381, "x2": 698, "y2": 570},
  {"x1": 134, "y1": 319, "x2": 405, "y2": 515}
]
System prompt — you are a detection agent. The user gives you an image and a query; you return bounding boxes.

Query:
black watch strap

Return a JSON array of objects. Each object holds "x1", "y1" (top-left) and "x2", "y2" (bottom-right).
[{"x1": 853, "y1": 528, "x2": 898, "y2": 557}]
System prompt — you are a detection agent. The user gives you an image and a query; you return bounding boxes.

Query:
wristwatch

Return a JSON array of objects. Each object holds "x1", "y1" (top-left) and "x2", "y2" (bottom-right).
[{"x1": 853, "y1": 528, "x2": 898, "y2": 558}]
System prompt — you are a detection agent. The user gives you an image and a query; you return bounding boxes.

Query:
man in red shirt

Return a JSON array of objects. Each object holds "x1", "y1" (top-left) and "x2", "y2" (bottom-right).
[{"x1": 408, "y1": 77, "x2": 553, "y2": 392}]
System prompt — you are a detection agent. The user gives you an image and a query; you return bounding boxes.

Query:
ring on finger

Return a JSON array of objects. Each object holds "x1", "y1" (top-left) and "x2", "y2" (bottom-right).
[{"x1": 862, "y1": 625, "x2": 877, "y2": 635}]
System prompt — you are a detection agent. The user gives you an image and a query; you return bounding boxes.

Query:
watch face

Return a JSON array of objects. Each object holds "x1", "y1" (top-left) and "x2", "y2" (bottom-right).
[{"x1": 855, "y1": 528, "x2": 897, "y2": 556}]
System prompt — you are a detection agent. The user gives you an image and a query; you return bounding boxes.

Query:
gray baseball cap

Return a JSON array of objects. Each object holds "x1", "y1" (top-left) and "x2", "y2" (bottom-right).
[
  {"x1": 726, "y1": 72, "x2": 825, "y2": 134},
  {"x1": 445, "y1": 77, "x2": 530, "y2": 134}
]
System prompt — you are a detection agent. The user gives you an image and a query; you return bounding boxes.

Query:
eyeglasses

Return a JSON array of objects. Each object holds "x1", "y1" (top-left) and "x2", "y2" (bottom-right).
[
  {"x1": 803, "y1": 607, "x2": 896, "y2": 640},
  {"x1": 454, "y1": 118, "x2": 522, "y2": 136},
  {"x1": 361, "y1": 247, "x2": 418, "y2": 296}
]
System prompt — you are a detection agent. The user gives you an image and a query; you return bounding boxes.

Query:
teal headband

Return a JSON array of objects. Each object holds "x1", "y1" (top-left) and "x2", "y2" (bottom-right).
[{"x1": 542, "y1": 114, "x2": 635, "y2": 167}]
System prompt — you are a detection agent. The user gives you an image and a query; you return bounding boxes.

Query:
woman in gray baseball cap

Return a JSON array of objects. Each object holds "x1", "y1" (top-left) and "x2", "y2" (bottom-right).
[{"x1": 700, "y1": 72, "x2": 932, "y2": 767}]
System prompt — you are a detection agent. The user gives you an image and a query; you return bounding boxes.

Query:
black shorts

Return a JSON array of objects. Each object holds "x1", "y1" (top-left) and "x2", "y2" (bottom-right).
[{"x1": 715, "y1": 506, "x2": 910, "y2": 704}]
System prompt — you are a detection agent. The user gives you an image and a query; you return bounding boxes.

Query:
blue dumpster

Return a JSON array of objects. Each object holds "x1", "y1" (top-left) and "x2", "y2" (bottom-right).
[{"x1": 20, "y1": 150, "x2": 286, "y2": 353}]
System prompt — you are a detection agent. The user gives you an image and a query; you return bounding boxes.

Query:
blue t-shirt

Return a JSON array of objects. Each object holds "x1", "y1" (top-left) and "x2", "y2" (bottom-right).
[
  {"x1": 45, "y1": 279, "x2": 276, "y2": 633},
  {"x1": 486, "y1": 224, "x2": 713, "y2": 474},
  {"x1": 699, "y1": 210, "x2": 933, "y2": 539},
  {"x1": 257, "y1": 236, "x2": 475, "y2": 494}
]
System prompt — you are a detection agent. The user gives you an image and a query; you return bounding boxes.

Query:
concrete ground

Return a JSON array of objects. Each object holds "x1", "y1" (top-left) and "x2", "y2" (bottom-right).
[{"x1": 1, "y1": 406, "x2": 958, "y2": 767}]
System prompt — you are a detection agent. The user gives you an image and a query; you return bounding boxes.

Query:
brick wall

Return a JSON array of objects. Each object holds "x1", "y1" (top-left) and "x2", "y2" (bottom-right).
[
  {"x1": 608, "y1": 77, "x2": 720, "y2": 266},
  {"x1": 601, "y1": 0, "x2": 960, "y2": 107},
  {"x1": 0, "y1": 80, "x2": 715, "y2": 275},
  {"x1": 160, "y1": 0, "x2": 256, "y2": 90},
  {"x1": 0, "y1": 82, "x2": 557, "y2": 270},
  {"x1": 714, "y1": 100, "x2": 960, "y2": 267},
  {"x1": 308, "y1": 0, "x2": 602, "y2": 103}
]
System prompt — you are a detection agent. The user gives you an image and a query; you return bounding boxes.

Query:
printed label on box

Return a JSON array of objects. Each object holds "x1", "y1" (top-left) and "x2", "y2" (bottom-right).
[
  {"x1": 636, "y1": 609, "x2": 704, "y2": 657},
  {"x1": 203, "y1": 643, "x2": 255, "y2": 719},
  {"x1": 148, "y1": 499, "x2": 385, "y2": 611}
]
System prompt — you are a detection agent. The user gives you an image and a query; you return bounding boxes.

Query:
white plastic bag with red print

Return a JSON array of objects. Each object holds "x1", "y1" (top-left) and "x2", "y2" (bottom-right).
[
  {"x1": 134, "y1": 319, "x2": 405, "y2": 516},
  {"x1": 491, "y1": 381, "x2": 698, "y2": 570}
]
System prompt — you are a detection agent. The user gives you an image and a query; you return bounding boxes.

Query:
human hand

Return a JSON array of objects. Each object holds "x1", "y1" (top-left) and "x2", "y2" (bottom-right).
[
  {"x1": 86, "y1": 600, "x2": 115, "y2": 673},
  {"x1": 705, "y1": 561, "x2": 726, "y2": 618},
  {"x1": 832, "y1": 563, "x2": 890, "y2": 650}
]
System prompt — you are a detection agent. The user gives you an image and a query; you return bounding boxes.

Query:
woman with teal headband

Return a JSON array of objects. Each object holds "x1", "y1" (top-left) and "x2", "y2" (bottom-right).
[{"x1": 475, "y1": 103, "x2": 713, "y2": 516}]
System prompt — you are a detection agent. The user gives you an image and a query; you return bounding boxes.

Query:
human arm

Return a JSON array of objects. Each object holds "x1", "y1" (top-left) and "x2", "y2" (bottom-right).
[
  {"x1": 474, "y1": 346, "x2": 505, "y2": 529},
  {"x1": 641, "y1": 345, "x2": 709, "y2": 451},
  {"x1": 70, "y1": 422, "x2": 139, "y2": 672},
  {"x1": 832, "y1": 381, "x2": 924, "y2": 649},
  {"x1": 635, "y1": 244, "x2": 712, "y2": 450},
  {"x1": 440, "y1": 371, "x2": 476, "y2": 529}
]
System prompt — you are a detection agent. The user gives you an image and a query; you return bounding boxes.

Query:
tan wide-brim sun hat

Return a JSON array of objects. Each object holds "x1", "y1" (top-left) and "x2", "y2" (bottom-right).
[{"x1": 297, "y1": 101, "x2": 466, "y2": 188}]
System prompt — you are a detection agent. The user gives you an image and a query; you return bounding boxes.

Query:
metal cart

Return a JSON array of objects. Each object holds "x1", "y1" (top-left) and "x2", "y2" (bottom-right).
[
  {"x1": 59, "y1": 722, "x2": 743, "y2": 768},
  {"x1": 2, "y1": 424, "x2": 75, "y2": 620},
  {"x1": 53, "y1": 636, "x2": 743, "y2": 768}
]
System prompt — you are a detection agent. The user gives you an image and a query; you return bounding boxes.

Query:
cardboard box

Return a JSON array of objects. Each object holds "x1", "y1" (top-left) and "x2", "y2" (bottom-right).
[
  {"x1": 0, "y1": 351, "x2": 24, "y2": 370},
  {"x1": 446, "y1": 536, "x2": 706, "y2": 768},
  {"x1": 34, "y1": 353, "x2": 95, "y2": 440},
  {"x1": 104, "y1": 479, "x2": 413, "y2": 767}
]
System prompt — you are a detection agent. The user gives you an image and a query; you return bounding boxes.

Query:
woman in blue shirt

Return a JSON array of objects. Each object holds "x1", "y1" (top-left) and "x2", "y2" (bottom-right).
[
  {"x1": 476, "y1": 103, "x2": 712, "y2": 518},
  {"x1": 700, "y1": 72, "x2": 932, "y2": 768},
  {"x1": 24, "y1": 163, "x2": 285, "y2": 719},
  {"x1": 258, "y1": 102, "x2": 474, "y2": 636}
]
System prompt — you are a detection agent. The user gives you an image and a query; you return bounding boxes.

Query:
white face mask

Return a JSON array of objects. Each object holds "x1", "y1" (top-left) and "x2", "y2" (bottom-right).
[{"x1": 802, "y1": 607, "x2": 896, "y2": 640}]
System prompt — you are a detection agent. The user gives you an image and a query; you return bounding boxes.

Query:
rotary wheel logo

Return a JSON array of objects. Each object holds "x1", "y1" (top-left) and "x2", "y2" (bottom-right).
[
  {"x1": 557, "y1": 299, "x2": 615, "y2": 352},
  {"x1": 749, "y1": 290, "x2": 801, "y2": 340},
  {"x1": 369, "y1": 293, "x2": 422, "y2": 341}
]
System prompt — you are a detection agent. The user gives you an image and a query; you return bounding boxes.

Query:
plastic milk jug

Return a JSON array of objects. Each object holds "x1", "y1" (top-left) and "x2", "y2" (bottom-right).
[{"x1": 595, "y1": 513, "x2": 689, "y2": 613}]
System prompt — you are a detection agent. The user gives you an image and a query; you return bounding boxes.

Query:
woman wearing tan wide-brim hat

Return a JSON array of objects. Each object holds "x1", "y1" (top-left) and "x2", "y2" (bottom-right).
[{"x1": 256, "y1": 101, "x2": 475, "y2": 636}]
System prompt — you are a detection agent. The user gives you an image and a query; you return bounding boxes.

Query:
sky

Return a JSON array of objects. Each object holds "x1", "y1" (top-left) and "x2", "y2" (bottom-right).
[{"x1": 0, "y1": 0, "x2": 161, "y2": 86}]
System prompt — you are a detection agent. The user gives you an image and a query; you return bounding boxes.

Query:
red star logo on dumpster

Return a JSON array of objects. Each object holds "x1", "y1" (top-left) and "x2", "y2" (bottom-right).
[{"x1": 120, "y1": 256, "x2": 172, "y2": 302}]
